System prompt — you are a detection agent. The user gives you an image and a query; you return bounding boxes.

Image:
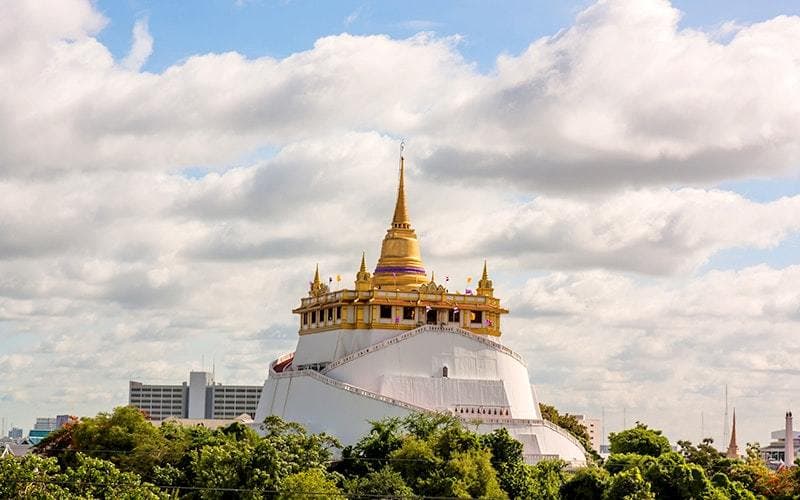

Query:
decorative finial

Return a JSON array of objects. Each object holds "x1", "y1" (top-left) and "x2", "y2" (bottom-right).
[
  {"x1": 359, "y1": 251, "x2": 367, "y2": 273},
  {"x1": 313, "y1": 263, "x2": 320, "y2": 284},
  {"x1": 430, "y1": 271, "x2": 435, "y2": 283},
  {"x1": 482, "y1": 260, "x2": 489, "y2": 281}
]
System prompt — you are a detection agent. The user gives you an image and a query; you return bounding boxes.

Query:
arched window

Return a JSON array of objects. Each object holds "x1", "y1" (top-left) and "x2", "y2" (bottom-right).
[{"x1": 442, "y1": 366, "x2": 448, "y2": 378}]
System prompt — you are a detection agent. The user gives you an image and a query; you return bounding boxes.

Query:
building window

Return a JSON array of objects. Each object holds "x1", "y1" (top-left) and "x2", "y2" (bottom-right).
[
  {"x1": 327, "y1": 308, "x2": 333, "y2": 321},
  {"x1": 403, "y1": 307, "x2": 415, "y2": 320},
  {"x1": 471, "y1": 311, "x2": 483, "y2": 325},
  {"x1": 311, "y1": 311, "x2": 317, "y2": 323},
  {"x1": 442, "y1": 366, "x2": 448, "y2": 378},
  {"x1": 380, "y1": 305, "x2": 392, "y2": 319},
  {"x1": 302, "y1": 313, "x2": 308, "y2": 325},
  {"x1": 448, "y1": 309, "x2": 460, "y2": 322},
  {"x1": 336, "y1": 306, "x2": 342, "y2": 320}
]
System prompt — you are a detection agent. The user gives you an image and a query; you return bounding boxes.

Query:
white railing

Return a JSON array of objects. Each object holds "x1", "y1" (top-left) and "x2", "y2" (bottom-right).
[
  {"x1": 477, "y1": 417, "x2": 586, "y2": 451},
  {"x1": 322, "y1": 325, "x2": 525, "y2": 374},
  {"x1": 524, "y1": 454, "x2": 560, "y2": 465}
]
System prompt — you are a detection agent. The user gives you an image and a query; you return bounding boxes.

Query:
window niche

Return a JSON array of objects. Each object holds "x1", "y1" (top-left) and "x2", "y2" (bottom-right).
[
  {"x1": 380, "y1": 305, "x2": 392, "y2": 319},
  {"x1": 402, "y1": 307, "x2": 415, "y2": 320}
]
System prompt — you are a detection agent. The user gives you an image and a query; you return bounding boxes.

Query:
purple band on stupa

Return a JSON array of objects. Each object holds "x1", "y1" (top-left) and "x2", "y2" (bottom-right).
[{"x1": 374, "y1": 266, "x2": 426, "y2": 275}]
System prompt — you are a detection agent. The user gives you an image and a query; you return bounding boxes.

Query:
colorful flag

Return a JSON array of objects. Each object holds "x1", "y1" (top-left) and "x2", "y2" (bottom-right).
[{"x1": 425, "y1": 305, "x2": 432, "y2": 312}]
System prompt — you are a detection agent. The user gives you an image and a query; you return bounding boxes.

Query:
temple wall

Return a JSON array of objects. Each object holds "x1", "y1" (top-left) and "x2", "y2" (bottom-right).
[{"x1": 326, "y1": 329, "x2": 540, "y2": 420}]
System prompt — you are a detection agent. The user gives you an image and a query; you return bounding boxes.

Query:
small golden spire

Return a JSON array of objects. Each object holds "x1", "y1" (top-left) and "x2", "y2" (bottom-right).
[
  {"x1": 355, "y1": 252, "x2": 372, "y2": 291},
  {"x1": 477, "y1": 260, "x2": 494, "y2": 297},
  {"x1": 309, "y1": 263, "x2": 329, "y2": 297},
  {"x1": 430, "y1": 271, "x2": 435, "y2": 283}
]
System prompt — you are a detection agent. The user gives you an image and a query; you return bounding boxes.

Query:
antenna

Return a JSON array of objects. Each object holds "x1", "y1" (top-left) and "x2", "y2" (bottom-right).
[
  {"x1": 601, "y1": 407, "x2": 606, "y2": 449},
  {"x1": 723, "y1": 384, "x2": 729, "y2": 449},
  {"x1": 701, "y1": 411, "x2": 705, "y2": 441}
]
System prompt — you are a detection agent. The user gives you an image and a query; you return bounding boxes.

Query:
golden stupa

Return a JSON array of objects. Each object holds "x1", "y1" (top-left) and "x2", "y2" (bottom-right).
[{"x1": 294, "y1": 147, "x2": 507, "y2": 336}]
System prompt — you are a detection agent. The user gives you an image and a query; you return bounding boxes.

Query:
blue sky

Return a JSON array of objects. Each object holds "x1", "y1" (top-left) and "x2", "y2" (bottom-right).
[
  {"x1": 96, "y1": 0, "x2": 800, "y2": 73},
  {"x1": 1, "y1": 0, "x2": 800, "y2": 448}
]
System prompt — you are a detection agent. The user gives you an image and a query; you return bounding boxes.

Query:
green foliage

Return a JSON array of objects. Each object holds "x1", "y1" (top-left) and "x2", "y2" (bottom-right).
[
  {"x1": 526, "y1": 459, "x2": 568, "y2": 500},
  {"x1": 561, "y1": 466, "x2": 610, "y2": 500},
  {"x1": 609, "y1": 422, "x2": 671, "y2": 457},
  {"x1": 11, "y1": 406, "x2": 800, "y2": 499},
  {"x1": 604, "y1": 467, "x2": 655, "y2": 500},
  {"x1": 640, "y1": 451, "x2": 717, "y2": 499},
  {"x1": 277, "y1": 468, "x2": 343, "y2": 499},
  {"x1": 344, "y1": 467, "x2": 415, "y2": 498},
  {"x1": 0, "y1": 454, "x2": 66, "y2": 498}
]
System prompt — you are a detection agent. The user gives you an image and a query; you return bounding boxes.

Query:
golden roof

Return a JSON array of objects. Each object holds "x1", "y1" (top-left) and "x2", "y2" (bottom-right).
[{"x1": 373, "y1": 154, "x2": 428, "y2": 289}]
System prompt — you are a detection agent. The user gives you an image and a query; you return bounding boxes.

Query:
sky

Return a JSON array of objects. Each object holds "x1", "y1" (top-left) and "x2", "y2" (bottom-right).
[{"x1": 1, "y1": 0, "x2": 799, "y2": 450}]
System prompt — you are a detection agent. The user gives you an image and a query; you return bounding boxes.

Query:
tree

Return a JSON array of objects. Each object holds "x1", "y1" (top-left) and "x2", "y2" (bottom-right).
[
  {"x1": 0, "y1": 454, "x2": 67, "y2": 498},
  {"x1": 526, "y1": 459, "x2": 568, "y2": 500},
  {"x1": 277, "y1": 468, "x2": 343, "y2": 500},
  {"x1": 561, "y1": 467, "x2": 610, "y2": 500},
  {"x1": 57, "y1": 453, "x2": 167, "y2": 499},
  {"x1": 604, "y1": 467, "x2": 655, "y2": 500},
  {"x1": 641, "y1": 451, "x2": 717, "y2": 499},
  {"x1": 344, "y1": 467, "x2": 415, "y2": 498},
  {"x1": 609, "y1": 423, "x2": 671, "y2": 457}
]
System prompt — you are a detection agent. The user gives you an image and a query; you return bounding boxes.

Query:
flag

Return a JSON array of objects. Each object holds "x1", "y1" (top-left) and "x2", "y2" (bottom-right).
[
  {"x1": 453, "y1": 306, "x2": 459, "y2": 312},
  {"x1": 425, "y1": 305, "x2": 432, "y2": 312},
  {"x1": 465, "y1": 289, "x2": 473, "y2": 295}
]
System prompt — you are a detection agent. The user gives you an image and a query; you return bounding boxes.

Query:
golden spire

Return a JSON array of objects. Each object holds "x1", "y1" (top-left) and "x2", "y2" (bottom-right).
[
  {"x1": 726, "y1": 409, "x2": 739, "y2": 458},
  {"x1": 309, "y1": 263, "x2": 329, "y2": 297},
  {"x1": 355, "y1": 252, "x2": 372, "y2": 291},
  {"x1": 373, "y1": 143, "x2": 428, "y2": 289},
  {"x1": 391, "y1": 155, "x2": 410, "y2": 229},
  {"x1": 477, "y1": 260, "x2": 494, "y2": 297}
]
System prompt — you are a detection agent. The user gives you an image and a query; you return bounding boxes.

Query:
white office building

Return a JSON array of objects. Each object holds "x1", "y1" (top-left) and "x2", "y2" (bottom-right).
[{"x1": 129, "y1": 371, "x2": 262, "y2": 421}]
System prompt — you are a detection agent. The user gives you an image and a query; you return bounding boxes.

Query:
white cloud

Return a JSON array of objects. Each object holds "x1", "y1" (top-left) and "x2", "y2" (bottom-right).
[
  {"x1": 2, "y1": 0, "x2": 799, "y2": 188},
  {"x1": 121, "y1": 18, "x2": 153, "y2": 72}
]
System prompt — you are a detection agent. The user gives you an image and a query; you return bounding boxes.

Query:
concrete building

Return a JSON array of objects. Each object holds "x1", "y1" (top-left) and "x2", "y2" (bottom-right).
[
  {"x1": 575, "y1": 415, "x2": 602, "y2": 452},
  {"x1": 33, "y1": 417, "x2": 57, "y2": 431},
  {"x1": 255, "y1": 151, "x2": 588, "y2": 465},
  {"x1": 129, "y1": 371, "x2": 262, "y2": 421},
  {"x1": 7, "y1": 427, "x2": 23, "y2": 440},
  {"x1": 761, "y1": 411, "x2": 799, "y2": 467}
]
